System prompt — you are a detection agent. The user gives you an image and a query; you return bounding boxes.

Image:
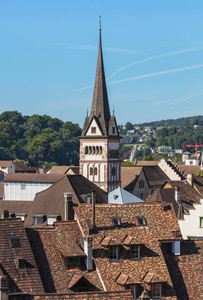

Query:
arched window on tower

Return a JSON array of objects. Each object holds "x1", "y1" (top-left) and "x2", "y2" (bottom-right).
[
  {"x1": 94, "y1": 168, "x2": 97, "y2": 175},
  {"x1": 90, "y1": 167, "x2": 93, "y2": 176},
  {"x1": 88, "y1": 146, "x2": 92, "y2": 155},
  {"x1": 85, "y1": 146, "x2": 88, "y2": 155},
  {"x1": 92, "y1": 146, "x2": 95, "y2": 155},
  {"x1": 96, "y1": 146, "x2": 99, "y2": 155},
  {"x1": 99, "y1": 146, "x2": 102, "y2": 155}
]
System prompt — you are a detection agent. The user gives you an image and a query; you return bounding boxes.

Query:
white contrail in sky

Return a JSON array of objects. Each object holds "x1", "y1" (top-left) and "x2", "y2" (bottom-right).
[
  {"x1": 166, "y1": 92, "x2": 203, "y2": 106},
  {"x1": 107, "y1": 46, "x2": 203, "y2": 80},
  {"x1": 108, "y1": 64, "x2": 203, "y2": 85}
]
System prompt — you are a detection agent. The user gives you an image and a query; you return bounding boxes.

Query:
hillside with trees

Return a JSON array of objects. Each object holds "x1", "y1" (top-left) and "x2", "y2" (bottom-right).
[{"x1": 0, "y1": 111, "x2": 81, "y2": 169}]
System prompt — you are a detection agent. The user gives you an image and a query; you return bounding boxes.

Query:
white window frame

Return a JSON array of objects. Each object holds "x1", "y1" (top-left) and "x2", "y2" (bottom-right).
[
  {"x1": 131, "y1": 245, "x2": 140, "y2": 260},
  {"x1": 47, "y1": 216, "x2": 57, "y2": 226},
  {"x1": 152, "y1": 283, "x2": 161, "y2": 298},
  {"x1": 109, "y1": 246, "x2": 118, "y2": 260}
]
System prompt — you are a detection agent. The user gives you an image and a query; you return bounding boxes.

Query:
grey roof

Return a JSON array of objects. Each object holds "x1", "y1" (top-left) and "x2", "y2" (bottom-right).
[
  {"x1": 81, "y1": 30, "x2": 119, "y2": 137},
  {"x1": 108, "y1": 187, "x2": 144, "y2": 204}
]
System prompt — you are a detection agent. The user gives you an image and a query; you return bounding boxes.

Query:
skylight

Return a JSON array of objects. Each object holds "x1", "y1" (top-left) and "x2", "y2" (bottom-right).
[
  {"x1": 113, "y1": 217, "x2": 121, "y2": 226},
  {"x1": 137, "y1": 217, "x2": 146, "y2": 226},
  {"x1": 9, "y1": 237, "x2": 21, "y2": 248}
]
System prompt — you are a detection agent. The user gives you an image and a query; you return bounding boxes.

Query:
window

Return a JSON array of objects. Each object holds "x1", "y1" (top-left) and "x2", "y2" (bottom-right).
[
  {"x1": 33, "y1": 216, "x2": 44, "y2": 226},
  {"x1": 151, "y1": 283, "x2": 161, "y2": 298},
  {"x1": 91, "y1": 127, "x2": 96, "y2": 134},
  {"x1": 96, "y1": 146, "x2": 99, "y2": 155},
  {"x1": 85, "y1": 146, "x2": 88, "y2": 155},
  {"x1": 94, "y1": 167, "x2": 97, "y2": 175},
  {"x1": 200, "y1": 217, "x2": 203, "y2": 228},
  {"x1": 112, "y1": 127, "x2": 115, "y2": 134},
  {"x1": 88, "y1": 146, "x2": 92, "y2": 155},
  {"x1": 92, "y1": 146, "x2": 95, "y2": 155},
  {"x1": 131, "y1": 245, "x2": 140, "y2": 259},
  {"x1": 137, "y1": 217, "x2": 146, "y2": 226},
  {"x1": 99, "y1": 146, "x2": 102, "y2": 155},
  {"x1": 87, "y1": 195, "x2": 91, "y2": 204},
  {"x1": 139, "y1": 180, "x2": 145, "y2": 189},
  {"x1": 90, "y1": 167, "x2": 93, "y2": 176},
  {"x1": 66, "y1": 257, "x2": 81, "y2": 269},
  {"x1": 16, "y1": 214, "x2": 26, "y2": 222},
  {"x1": 21, "y1": 183, "x2": 26, "y2": 190},
  {"x1": 190, "y1": 161, "x2": 193, "y2": 165},
  {"x1": 109, "y1": 246, "x2": 118, "y2": 260},
  {"x1": 112, "y1": 167, "x2": 116, "y2": 176},
  {"x1": 47, "y1": 216, "x2": 58, "y2": 226},
  {"x1": 17, "y1": 258, "x2": 25, "y2": 269},
  {"x1": 113, "y1": 217, "x2": 121, "y2": 226},
  {"x1": 9, "y1": 237, "x2": 21, "y2": 248}
]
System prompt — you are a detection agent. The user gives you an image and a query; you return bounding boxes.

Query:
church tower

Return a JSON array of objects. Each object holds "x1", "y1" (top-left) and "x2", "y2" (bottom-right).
[{"x1": 79, "y1": 24, "x2": 121, "y2": 193}]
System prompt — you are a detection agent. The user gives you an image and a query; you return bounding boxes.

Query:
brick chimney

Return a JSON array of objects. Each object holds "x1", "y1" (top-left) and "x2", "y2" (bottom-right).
[
  {"x1": 175, "y1": 186, "x2": 180, "y2": 203},
  {"x1": 64, "y1": 193, "x2": 74, "y2": 221}
]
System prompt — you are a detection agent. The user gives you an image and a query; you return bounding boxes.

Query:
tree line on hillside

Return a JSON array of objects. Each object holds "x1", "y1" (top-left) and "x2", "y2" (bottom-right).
[
  {"x1": 135, "y1": 115, "x2": 203, "y2": 128},
  {"x1": 0, "y1": 111, "x2": 81, "y2": 169}
]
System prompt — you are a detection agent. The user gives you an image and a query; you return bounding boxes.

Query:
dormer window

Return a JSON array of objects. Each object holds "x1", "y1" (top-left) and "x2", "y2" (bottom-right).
[
  {"x1": 112, "y1": 127, "x2": 115, "y2": 134},
  {"x1": 109, "y1": 246, "x2": 118, "y2": 260},
  {"x1": 9, "y1": 237, "x2": 21, "y2": 248},
  {"x1": 131, "y1": 245, "x2": 140, "y2": 259},
  {"x1": 91, "y1": 127, "x2": 96, "y2": 134},
  {"x1": 33, "y1": 215, "x2": 45, "y2": 226},
  {"x1": 66, "y1": 257, "x2": 84, "y2": 269},
  {"x1": 113, "y1": 217, "x2": 120, "y2": 226},
  {"x1": 151, "y1": 283, "x2": 162, "y2": 298},
  {"x1": 137, "y1": 217, "x2": 146, "y2": 226}
]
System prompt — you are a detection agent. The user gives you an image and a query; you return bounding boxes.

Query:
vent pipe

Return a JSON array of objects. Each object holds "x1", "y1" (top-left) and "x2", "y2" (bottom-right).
[
  {"x1": 175, "y1": 187, "x2": 180, "y2": 203},
  {"x1": 92, "y1": 190, "x2": 96, "y2": 230},
  {"x1": 64, "y1": 193, "x2": 74, "y2": 221}
]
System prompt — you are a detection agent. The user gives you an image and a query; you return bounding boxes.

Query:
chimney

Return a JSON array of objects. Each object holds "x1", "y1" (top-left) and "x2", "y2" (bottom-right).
[
  {"x1": 64, "y1": 193, "x2": 74, "y2": 221},
  {"x1": 83, "y1": 237, "x2": 93, "y2": 271},
  {"x1": 187, "y1": 174, "x2": 193, "y2": 186},
  {"x1": 175, "y1": 186, "x2": 180, "y2": 203},
  {"x1": 92, "y1": 190, "x2": 96, "y2": 230}
]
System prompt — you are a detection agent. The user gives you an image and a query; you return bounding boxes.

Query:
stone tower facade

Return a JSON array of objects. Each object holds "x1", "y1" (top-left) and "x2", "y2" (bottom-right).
[{"x1": 79, "y1": 28, "x2": 121, "y2": 193}]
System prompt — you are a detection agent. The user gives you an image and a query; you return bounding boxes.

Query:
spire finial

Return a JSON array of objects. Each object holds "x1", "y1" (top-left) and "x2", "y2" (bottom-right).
[
  {"x1": 113, "y1": 107, "x2": 115, "y2": 116},
  {"x1": 87, "y1": 108, "x2": 89, "y2": 117},
  {"x1": 99, "y1": 16, "x2": 102, "y2": 31}
]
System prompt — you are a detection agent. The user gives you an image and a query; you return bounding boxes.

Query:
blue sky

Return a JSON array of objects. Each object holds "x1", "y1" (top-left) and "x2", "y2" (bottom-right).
[{"x1": 0, "y1": 0, "x2": 203, "y2": 127}]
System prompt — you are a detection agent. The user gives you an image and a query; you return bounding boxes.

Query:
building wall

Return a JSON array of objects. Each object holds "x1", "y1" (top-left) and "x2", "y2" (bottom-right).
[
  {"x1": 132, "y1": 170, "x2": 151, "y2": 200},
  {"x1": 178, "y1": 199, "x2": 203, "y2": 239},
  {"x1": 4, "y1": 182, "x2": 52, "y2": 201},
  {"x1": 79, "y1": 138, "x2": 121, "y2": 193},
  {"x1": 0, "y1": 162, "x2": 15, "y2": 174}
]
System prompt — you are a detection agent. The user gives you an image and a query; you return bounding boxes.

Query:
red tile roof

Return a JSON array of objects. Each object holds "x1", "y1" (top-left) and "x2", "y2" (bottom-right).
[
  {"x1": 0, "y1": 218, "x2": 44, "y2": 294},
  {"x1": 3, "y1": 173, "x2": 64, "y2": 183},
  {"x1": 0, "y1": 160, "x2": 12, "y2": 167}
]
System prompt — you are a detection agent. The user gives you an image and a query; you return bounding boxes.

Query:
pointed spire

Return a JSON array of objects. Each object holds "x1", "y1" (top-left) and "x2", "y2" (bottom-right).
[{"x1": 89, "y1": 17, "x2": 111, "y2": 135}]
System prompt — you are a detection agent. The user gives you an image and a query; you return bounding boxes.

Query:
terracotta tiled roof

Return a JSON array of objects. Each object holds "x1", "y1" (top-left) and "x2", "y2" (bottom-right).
[
  {"x1": 3, "y1": 173, "x2": 64, "y2": 183},
  {"x1": 121, "y1": 167, "x2": 142, "y2": 189},
  {"x1": 148, "y1": 180, "x2": 202, "y2": 216},
  {"x1": 30, "y1": 222, "x2": 103, "y2": 294},
  {"x1": 135, "y1": 161, "x2": 159, "y2": 166},
  {"x1": 0, "y1": 218, "x2": 44, "y2": 294},
  {"x1": 165, "y1": 240, "x2": 203, "y2": 300},
  {"x1": 75, "y1": 203, "x2": 180, "y2": 296},
  {"x1": 49, "y1": 166, "x2": 79, "y2": 175},
  {"x1": 193, "y1": 176, "x2": 203, "y2": 196},
  {"x1": 178, "y1": 165, "x2": 201, "y2": 176},
  {"x1": 143, "y1": 166, "x2": 170, "y2": 186},
  {"x1": 0, "y1": 160, "x2": 12, "y2": 167},
  {"x1": 24, "y1": 175, "x2": 107, "y2": 227},
  {"x1": 13, "y1": 161, "x2": 36, "y2": 173}
]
